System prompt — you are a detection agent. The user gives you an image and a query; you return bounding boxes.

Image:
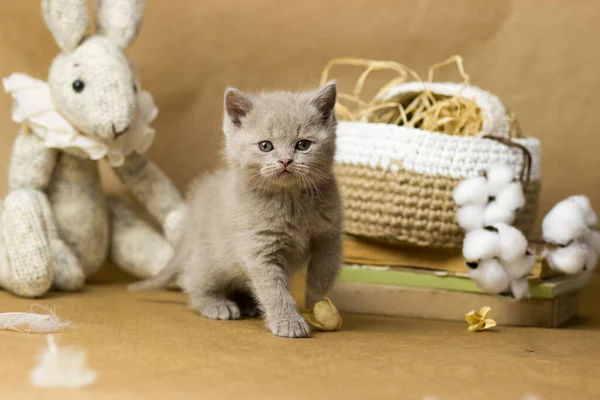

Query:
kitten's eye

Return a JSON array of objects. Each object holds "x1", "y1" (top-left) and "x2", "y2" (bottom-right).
[
  {"x1": 133, "y1": 84, "x2": 138, "y2": 93},
  {"x1": 295, "y1": 140, "x2": 311, "y2": 151},
  {"x1": 258, "y1": 141, "x2": 274, "y2": 152},
  {"x1": 72, "y1": 79, "x2": 85, "y2": 93}
]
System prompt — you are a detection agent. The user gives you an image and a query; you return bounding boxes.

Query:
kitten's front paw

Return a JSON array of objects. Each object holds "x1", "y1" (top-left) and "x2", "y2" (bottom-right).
[
  {"x1": 199, "y1": 300, "x2": 241, "y2": 320},
  {"x1": 269, "y1": 317, "x2": 311, "y2": 338}
]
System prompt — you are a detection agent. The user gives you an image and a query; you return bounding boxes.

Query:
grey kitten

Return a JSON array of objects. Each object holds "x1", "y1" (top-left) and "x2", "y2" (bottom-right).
[{"x1": 130, "y1": 82, "x2": 342, "y2": 338}]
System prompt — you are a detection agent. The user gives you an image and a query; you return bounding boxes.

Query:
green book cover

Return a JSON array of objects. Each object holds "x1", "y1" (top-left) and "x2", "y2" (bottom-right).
[{"x1": 338, "y1": 265, "x2": 589, "y2": 300}]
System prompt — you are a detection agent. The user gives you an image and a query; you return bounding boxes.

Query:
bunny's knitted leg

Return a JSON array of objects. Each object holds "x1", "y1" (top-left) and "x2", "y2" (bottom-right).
[
  {"x1": 0, "y1": 190, "x2": 54, "y2": 297},
  {"x1": 107, "y1": 196, "x2": 174, "y2": 279}
]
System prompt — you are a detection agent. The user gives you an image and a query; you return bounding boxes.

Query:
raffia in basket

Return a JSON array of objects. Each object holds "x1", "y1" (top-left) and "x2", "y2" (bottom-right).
[{"x1": 334, "y1": 82, "x2": 541, "y2": 249}]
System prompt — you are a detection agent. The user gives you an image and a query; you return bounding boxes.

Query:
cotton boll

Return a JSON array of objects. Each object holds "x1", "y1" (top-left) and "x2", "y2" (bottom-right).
[
  {"x1": 495, "y1": 181, "x2": 526, "y2": 211},
  {"x1": 546, "y1": 243, "x2": 588, "y2": 275},
  {"x1": 502, "y1": 251, "x2": 536, "y2": 280},
  {"x1": 496, "y1": 223, "x2": 528, "y2": 262},
  {"x1": 463, "y1": 229, "x2": 501, "y2": 261},
  {"x1": 483, "y1": 202, "x2": 515, "y2": 226},
  {"x1": 453, "y1": 177, "x2": 488, "y2": 206},
  {"x1": 509, "y1": 279, "x2": 530, "y2": 300},
  {"x1": 486, "y1": 163, "x2": 515, "y2": 197},
  {"x1": 468, "y1": 259, "x2": 510, "y2": 295},
  {"x1": 569, "y1": 195, "x2": 597, "y2": 228},
  {"x1": 542, "y1": 199, "x2": 586, "y2": 245},
  {"x1": 456, "y1": 205, "x2": 485, "y2": 231},
  {"x1": 582, "y1": 229, "x2": 600, "y2": 254},
  {"x1": 584, "y1": 246, "x2": 598, "y2": 272}
]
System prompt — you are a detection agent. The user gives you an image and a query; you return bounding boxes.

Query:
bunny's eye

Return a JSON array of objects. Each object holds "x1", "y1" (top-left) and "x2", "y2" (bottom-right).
[{"x1": 72, "y1": 79, "x2": 85, "y2": 93}]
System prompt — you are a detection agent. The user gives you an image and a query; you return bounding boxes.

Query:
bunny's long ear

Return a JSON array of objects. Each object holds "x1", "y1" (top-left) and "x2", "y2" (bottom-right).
[
  {"x1": 95, "y1": 0, "x2": 145, "y2": 50},
  {"x1": 41, "y1": 0, "x2": 89, "y2": 52}
]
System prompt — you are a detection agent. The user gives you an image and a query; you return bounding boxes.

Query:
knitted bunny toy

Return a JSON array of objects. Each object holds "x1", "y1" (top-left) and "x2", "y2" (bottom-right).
[{"x1": 0, "y1": 0, "x2": 184, "y2": 297}]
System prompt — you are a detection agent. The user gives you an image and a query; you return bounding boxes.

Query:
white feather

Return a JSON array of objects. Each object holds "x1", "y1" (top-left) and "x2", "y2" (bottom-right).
[
  {"x1": 486, "y1": 163, "x2": 515, "y2": 197},
  {"x1": 502, "y1": 252, "x2": 536, "y2": 280},
  {"x1": 30, "y1": 335, "x2": 96, "y2": 388},
  {"x1": 496, "y1": 223, "x2": 529, "y2": 262},
  {"x1": 509, "y1": 279, "x2": 530, "y2": 300},
  {"x1": 495, "y1": 181, "x2": 526, "y2": 211},
  {"x1": 546, "y1": 242, "x2": 588, "y2": 275},
  {"x1": 456, "y1": 204, "x2": 485, "y2": 231},
  {"x1": 453, "y1": 176, "x2": 488, "y2": 206},
  {"x1": 569, "y1": 195, "x2": 598, "y2": 228},
  {"x1": 469, "y1": 258, "x2": 510, "y2": 294},
  {"x1": 542, "y1": 198, "x2": 586, "y2": 245},
  {"x1": 463, "y1": 229, "x2": 501, "y2": 261},
  {"x1": 0, "y1": 306, "x2": 70, "y2": 333},
  {"x1": 483, "y1": 202, "x2": 515, "y2": 226}
]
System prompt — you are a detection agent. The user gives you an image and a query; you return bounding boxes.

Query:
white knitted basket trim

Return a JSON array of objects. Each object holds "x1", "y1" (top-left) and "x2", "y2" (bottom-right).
[
  {"x1": 380, "y1": 82, "x2": 510, "y2": 138},
  {"x1": 335, "y1": 121, "x2": 541, "y2": 180}
]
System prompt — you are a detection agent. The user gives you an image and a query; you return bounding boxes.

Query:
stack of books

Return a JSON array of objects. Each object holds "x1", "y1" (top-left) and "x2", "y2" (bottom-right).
[{"x1": 313, "y1": 235, "x2": 590, "y2": 327}]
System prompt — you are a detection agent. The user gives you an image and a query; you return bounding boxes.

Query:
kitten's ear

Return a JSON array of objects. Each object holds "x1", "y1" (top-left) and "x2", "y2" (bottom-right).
[
  {"x1": 224, "y1": 88, "x2": 253, "y2": 128},
  {"x1": 309, "y1": 80, "x2": 337, "y2": 124}
]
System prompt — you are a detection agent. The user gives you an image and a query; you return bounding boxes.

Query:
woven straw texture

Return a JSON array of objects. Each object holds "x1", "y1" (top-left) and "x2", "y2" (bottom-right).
[
  {"x1": 336, "y1": 164, "x2": 540, "y2": 248},
  {"x1": 334, "y1": 83, "x2": 541, "y2": 249}
]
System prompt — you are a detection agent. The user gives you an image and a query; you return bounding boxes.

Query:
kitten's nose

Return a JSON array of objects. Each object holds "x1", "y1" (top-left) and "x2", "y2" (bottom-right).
[{"x1": 278, "y1": 159, "x2": 293, "y2": 168}]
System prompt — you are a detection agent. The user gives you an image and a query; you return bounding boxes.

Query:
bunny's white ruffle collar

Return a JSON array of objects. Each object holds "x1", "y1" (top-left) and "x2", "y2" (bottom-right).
[{"x1": 2, "y1": 73, "x2": 157, "y2": 167}]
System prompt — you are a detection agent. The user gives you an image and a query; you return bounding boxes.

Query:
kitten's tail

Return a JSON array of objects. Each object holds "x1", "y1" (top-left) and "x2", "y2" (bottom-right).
[{"x1": 127, "y1": 258, "x2": 179, "y2": 291}]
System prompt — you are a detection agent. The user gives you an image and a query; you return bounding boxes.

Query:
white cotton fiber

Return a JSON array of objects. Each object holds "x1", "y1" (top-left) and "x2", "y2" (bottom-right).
[
  {"x1": 502, "y1": 251, "x2": 536, "y2": 280},
  {"x1": 583, "y1": 229, "x2": 600, "y2": 254},
  {"x1": 453, "y1": 176, "x2": 488, "y2": 206},
  {"x1": 496, "y1": 223, "x2": 529, "y2": 262},
  {"x1": 486, "y1": 163, "x2": 515, "y2": 197},
  {"x1": 569, "y1": 195, "x2": 598, "y2": 228},
  {"x1": 509, "y1": 279, "x2": 530, "y2": 301},
  {"x1": 542, "y1": 198, "x2": 586, "y2": 245},
  {"x1": 483, "y1": 202, "x2": 516, "y2": 226},
  {"x1": 456, "y1": 204, "x2": 485, "y2": 231},
  {"x1": 30, "y1": 335, "x2": 96, "y2": 388},
  {"x1": 469, "y1": 259, "x2": 510, "y2": 294},
  {"x1": 463, "y1": 229, "x2": 501, "y2": 261},
  {"x1": 495, "y1": 181, "x2": 526, "y2": 211},
  {"x1": 546, "y1": 243, "x2": 588, "y2": 275}
]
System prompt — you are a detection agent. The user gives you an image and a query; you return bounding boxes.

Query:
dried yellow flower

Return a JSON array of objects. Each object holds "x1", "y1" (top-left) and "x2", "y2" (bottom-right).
[
  {"x1": 465, "y1": 306, "x2": 497, "y2": 332},
  {"x1": 302, "y1": 297, "x2": 342, "y2": 331}
]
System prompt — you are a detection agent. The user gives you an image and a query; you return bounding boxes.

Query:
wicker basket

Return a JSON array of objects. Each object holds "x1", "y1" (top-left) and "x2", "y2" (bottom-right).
[{"x1": 334, "y1": 82, "x2": 541, "y2": 249}]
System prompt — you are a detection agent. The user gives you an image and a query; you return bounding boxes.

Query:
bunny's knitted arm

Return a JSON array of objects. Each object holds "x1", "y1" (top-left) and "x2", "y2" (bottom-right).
[
  {"x1": 9, "y1": 129, "x2": 58, "y2": 191},
  {"x1": 113, "y1": 152, "x2": 185, "y2": 244}
]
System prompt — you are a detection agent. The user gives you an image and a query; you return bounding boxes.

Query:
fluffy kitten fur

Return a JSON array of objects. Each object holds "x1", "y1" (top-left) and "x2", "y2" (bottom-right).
[{"x1": 130, "y1": 82, "x2": 342, "y2": 338}]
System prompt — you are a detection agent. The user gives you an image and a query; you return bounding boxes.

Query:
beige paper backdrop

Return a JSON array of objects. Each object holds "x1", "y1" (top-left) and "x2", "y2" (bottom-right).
[{"x1": 1, "y1": 0, "x2": 599, "y2": 242}]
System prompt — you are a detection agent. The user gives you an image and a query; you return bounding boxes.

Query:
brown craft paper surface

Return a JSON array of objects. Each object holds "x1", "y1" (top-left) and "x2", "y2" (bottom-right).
[{"x1": 0, "y1": 279, "x2": 598, "y2": 399}]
